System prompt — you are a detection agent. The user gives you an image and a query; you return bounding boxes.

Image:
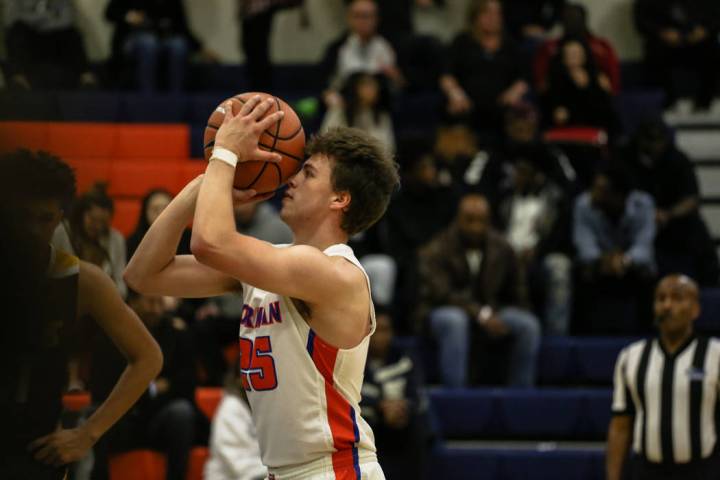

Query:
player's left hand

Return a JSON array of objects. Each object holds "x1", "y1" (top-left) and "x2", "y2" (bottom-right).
[
  {"x1": 215, "y1": 96, "x2": 284, "y2": 164},
  {"x1": 28, "y1": 427, "x2": 95, "y2": 467}
]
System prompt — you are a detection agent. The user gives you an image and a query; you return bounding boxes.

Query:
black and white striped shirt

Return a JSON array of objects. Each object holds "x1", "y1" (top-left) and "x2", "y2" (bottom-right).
[{"x1": 612, "y1": 336, "x2": 720, "y2": 464}]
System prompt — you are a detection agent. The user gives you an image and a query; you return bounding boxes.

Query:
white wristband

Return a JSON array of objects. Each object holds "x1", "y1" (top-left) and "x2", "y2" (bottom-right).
[{"x1": 210, "y1": 147, "x2": 238, "y2": 168}]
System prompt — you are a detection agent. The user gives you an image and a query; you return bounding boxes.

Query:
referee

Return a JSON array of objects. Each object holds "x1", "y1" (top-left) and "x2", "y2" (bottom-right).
[{"x1": 606, "y1": 274, "x2": 720, "y2": 480}]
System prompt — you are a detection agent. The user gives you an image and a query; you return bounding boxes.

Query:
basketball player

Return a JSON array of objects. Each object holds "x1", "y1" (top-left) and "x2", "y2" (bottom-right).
[
  {"x1": 0, "y1": 150, "x2": 162, "y2": 480},
  {"x1": 125, "y1": 96, "x2": 399, "y2": 479}
]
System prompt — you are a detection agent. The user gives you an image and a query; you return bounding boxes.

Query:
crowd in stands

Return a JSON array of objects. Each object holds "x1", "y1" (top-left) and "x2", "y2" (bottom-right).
[{"x1": 4, "y1": 0, "x2": 720, "y2": 478}]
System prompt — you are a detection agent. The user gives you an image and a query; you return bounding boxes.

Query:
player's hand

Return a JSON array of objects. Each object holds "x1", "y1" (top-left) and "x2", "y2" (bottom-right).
[
  {"x1": 380, "y1": 399, "x2": 409, "y2": 429},
  {"x1": 28, "y1": 427, "x2": 95, "y2": 467},
  {"x1": 215, "y1": 96, "x2": 284, "y2": 164}
]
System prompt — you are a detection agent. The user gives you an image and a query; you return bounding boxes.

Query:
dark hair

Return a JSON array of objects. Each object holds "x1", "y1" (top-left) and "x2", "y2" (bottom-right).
[
  {"x1": 68, "y1": 182, "x2": 115, "y2": 263},
  {"x1": 133, "y1": 188, "x2": 172, "y2": 236},
  {"x1": 549, "y1": 35, "x2": 599, "y2": 83},
  {"x1": 597, "y1": 162, "x2": 634, "y2": 197},
  {"x1": 306, "y1": 127, "x2": 400, "y2": 235},
  {"x1": 0, "y1": 149, "x2": 76, "y2": 208},
  {"x1": 340, "y1": 72, "x2": 392, "y2": 128}
]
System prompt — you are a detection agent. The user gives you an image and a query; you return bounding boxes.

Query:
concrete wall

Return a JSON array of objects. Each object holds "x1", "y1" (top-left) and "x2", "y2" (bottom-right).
[{"x1": 71, "y1": 0, "x2": 644, "y2": 63}]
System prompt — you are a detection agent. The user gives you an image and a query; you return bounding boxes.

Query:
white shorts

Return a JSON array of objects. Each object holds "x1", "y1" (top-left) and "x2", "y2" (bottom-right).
[{"x1": 267, "y1": 453, "x2": 385, "y2": 480}]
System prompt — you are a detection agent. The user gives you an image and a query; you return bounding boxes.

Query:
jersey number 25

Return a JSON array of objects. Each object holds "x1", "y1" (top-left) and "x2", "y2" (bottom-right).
[{"x1": 239, "y1": 336, "x2": 278, "y2": 391}]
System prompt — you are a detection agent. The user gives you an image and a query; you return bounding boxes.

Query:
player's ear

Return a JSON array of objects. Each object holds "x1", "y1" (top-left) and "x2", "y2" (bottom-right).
[{"x1": 330, "y1": 191, "x2": 351, "y2": 212}]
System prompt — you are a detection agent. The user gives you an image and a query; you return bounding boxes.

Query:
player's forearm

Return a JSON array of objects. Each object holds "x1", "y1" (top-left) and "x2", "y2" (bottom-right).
[
  {"x1": 192, "y1": 160, "x2": 238, "y2": 253},
  {"x1": 606, "y1": 419, "x2": 631, "y2": 480},
  {"x1": 82, "y1": 341, "x2": 162, "y2": 442},
  {"x1": 125, "y1": 178, "x2": 200, "y2": 288}
]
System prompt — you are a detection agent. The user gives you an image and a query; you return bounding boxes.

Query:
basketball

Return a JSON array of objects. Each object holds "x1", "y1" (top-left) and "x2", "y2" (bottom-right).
[{"x1": 203, "y1": 92, "x2": 305, "y2": 194}]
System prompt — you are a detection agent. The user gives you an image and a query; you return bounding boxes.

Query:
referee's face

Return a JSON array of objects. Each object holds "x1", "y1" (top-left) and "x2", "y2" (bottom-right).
[{"x1": 653, "y1": 276, "x2": 700, "y2": 334}]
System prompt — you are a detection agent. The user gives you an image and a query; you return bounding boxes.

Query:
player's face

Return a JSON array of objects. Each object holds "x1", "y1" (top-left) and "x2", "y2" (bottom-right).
[
  {"x1": 22, "y1": 198, "x2": 63, "y2": 249},
  {"x1": 281, "y1": 154, "x2": 336, "y2": 227},
  {"x1": 654, "y1": 277, "x2": 699, "y2": 334}
]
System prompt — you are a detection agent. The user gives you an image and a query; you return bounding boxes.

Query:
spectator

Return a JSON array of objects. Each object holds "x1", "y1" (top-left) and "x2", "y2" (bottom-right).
[
  {"x1": 495, "y1": 155, "x2": 572, "y2": 335},
  {"x1": 126, "y1": 188, "x2": 191, "y2": 260},
  {"x1": 90, "y1": 291, "x2": 197, "y2": 480},
  {"x1": 361, "y1": 309, "x2": 433, "y2": 479},
  {"x1": 634, "y1": 0, "x2": 720, "y2": 110},
  {"x1": 541, "y1": 36, "x2": 619, "y2": 135},
  {"x1": 534, "y1": 3, "x2": 621, "y2": 95},
  {"x1": 321, "y1": 72, "x2": 396, "y2": 153},
  {"x1": 606, "y1": 274, "x2": 720, "y2": 480},
  {"x1": 239, "y1": 0, "x2": 303, "y2": 91},
  {"x1": 417, "y1": 194, "x2": 541, "y2": 387},
  {"x1": 621, "y1": 118, "x2": 719, "y2": 285},
  {"x1": 320, "y1": 0, "x2": 403, "y2": 108},
  {"x1": 105, "y1": 0, "x2": 217, "y2": 92},
  {"x1": 573, "y1": 165, "x2": 656, "y2": 334},
  {"x1": 502, "y1": 0, "x2": 565, "y2": 45},
  {"x1": 433, "y1": 122, "x2": 506, "y2": 201},
  {"x1": 439, "y1": 0, "x2": 529, "y2": 138},
  {"x1": 204, "y1": 368, "x2": 266, "y2": 480},
  {"x1": 3, "y1": 0, "x2": 98, "y2": 90},
  {"x1": 192, "y1": 200, "x2": 292, "y2": 385},
  {"x1": 53, "y1": 183, "x2": 127, "y2": 298},
  {"x1": 383, "y1": 138, "x2": 458, "y2": 329}
]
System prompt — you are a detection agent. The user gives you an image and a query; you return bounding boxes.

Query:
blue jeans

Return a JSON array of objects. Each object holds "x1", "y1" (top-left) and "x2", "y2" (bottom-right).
[
  {"x1": 542, "y1": 253, "x2": 572, "y2": 335},
  {"x1": 429, "y1": 306, "x2": 541, "y2": 387},
  {"x1": 124, "y1": 33, "x2": 189, "y2": 92}
]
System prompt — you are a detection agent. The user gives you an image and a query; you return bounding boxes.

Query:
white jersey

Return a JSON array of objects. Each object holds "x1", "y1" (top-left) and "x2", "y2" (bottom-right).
[{"x1": 238, "y1": 243, "x2": 377, "y2": 475}]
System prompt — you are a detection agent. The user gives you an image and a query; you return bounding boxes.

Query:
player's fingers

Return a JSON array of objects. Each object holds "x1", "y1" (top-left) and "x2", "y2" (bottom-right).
[
  {"x1": 32, "y1": 443, "x2": 56, "y2": 463},
  {"x1": 257, "y1": 110, "x2": 285, "y2": 131},
  {"x1": 254, "y1": 149, "x2": 283, "y2": 163},
  {"x1": 252, "y1": 192, "x2": 275, "y2": 203},
  {"x1": 232, "y1": 189, "x2": 257, "y2": 201},
  {"x1": 27, "y1": 434, "x2": 51, "y2": 452},
  {"x1": 239, "y1": 95, "x2": 263, "y2": 116},
  {"x1": 221, "y1": 101, "x2": 235, "y2": 125},
  {"x1": 249, "y1": 98, "x2": 276, "y2": 121}
]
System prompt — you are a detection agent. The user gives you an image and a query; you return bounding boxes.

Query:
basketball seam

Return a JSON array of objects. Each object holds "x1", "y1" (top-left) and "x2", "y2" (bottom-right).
[
  {"x1": 272, "y1": 162, "x2": 282, "y2": 191},
  {"x1": 258, "y1": 142, "x2": 304, "y2": 162},
  {"x1": 232, "y1": 94, "x2": 300, "y2": 140},
  {"x1": 244, "y1": 161, "x2": 269, "y2": 190}
]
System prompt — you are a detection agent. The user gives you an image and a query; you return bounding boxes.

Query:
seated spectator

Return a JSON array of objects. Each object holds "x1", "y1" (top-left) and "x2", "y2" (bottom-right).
[
  {"x1": 416, "y1": 194, "x2": 541, "y2": 387},
  {"x1": 361, "y1": 309, "x2": 433, "y2": 479},
  {"x1": 321, "y1": 72, "x2": 396, "y2": 153},
  {"x1": 52, "y1": 183, "x2": 127, "y2": 297},
  {"x1": 433, "y1": 122, "x2": 506, "y2": 201},
  {"x1": 620, "y1": 118, "x2": 719, "y2": 285},
  {"x1": 495, "y1": 155, "x2": 572, "y2": 334},
  {"x1": 502, "y1": 0, "x2": 565, "y2": 45},
  {"x1": 90, "y1": 291, "x2": 198, "y2": 480},
  {"x1": 126, "y1": 188, "x2": 191, "y2": 259},
  {"x1": 541, "y1": 36, "x2": 619, "y2": 135},
  {"x1": 534, "y1": 3, "x2": 621, "y2": 95},
  {"x1": 105, "y1": 0, "x2": 217, "y2": 92},
  {"x1": 634, "y1": 0, "x2": 720, "y2": 110},
  {"x1": 384, "y1": 139, "x2": 458, "y2": 329},
  {"x1": 3, "y1": 0, "x2": 98, "y2": 90},
  {"x1": 573, "y1": 165, "x2": 656, "y2": 334},
  {"x1": 320, "y1": 0, "x2": 403, "y2": 108},
  {"x1": 439, "y1": 0, "x2": 529, "y2": 138},
  {"x1": 204, "y1": 367, "x2": 266, "y2": 480},
  {"x1": 192, "y1": 200, "x2": 292, "y2": 385}
]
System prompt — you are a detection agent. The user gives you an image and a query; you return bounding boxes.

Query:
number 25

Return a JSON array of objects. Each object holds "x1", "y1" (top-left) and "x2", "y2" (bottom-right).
[{"x1": 239, "y1": 336, "x2": 278, "y2": 391}]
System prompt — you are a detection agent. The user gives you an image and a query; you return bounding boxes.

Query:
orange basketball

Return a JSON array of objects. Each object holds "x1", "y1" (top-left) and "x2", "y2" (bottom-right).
[{"x1": 203, "y1": 92, "x2": 305, "y2": 194}]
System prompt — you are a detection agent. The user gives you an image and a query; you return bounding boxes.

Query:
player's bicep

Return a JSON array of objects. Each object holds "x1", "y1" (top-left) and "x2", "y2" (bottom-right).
[
  {"x1": 79, "y1": 262, "x2": 160, "y2": 364},
  {"x1": 127, "y1": 255, "x2": 241, "y2": 298}
]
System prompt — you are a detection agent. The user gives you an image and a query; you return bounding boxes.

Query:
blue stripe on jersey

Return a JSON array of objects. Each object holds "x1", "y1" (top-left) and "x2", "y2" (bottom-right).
[
  {"x1": 306, "y1": 329, "x2": 315, "y2": 356},
  {"x1": 350, "y1": 406, "x2": 361, "y2": 479}
]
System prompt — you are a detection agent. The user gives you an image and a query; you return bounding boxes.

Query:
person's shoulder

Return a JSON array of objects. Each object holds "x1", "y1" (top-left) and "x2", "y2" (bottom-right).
[
  {"x1": 621, "y1": 338, "x2": 650, "y2": 358},
  {"x1": 49, "y1": 247, "x2": 80, "y2": 279}
]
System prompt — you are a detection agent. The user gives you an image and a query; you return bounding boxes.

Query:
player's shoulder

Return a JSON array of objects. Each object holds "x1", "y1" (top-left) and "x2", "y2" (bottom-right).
[
  {"x1": 48, "y1": 247, "x2": 80, "y2": 279},
  {"x1": 78, "y1": 260, "x2": 115, "y2": 293}
]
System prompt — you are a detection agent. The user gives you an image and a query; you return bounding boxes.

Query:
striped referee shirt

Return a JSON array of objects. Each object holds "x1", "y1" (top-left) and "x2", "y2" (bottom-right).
[{"x1": 612, "y1": 335, "x2": 720, "y2": 464}]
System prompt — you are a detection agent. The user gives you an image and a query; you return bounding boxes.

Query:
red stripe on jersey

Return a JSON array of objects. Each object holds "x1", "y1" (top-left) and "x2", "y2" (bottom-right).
[{"x1": 308, "y1": 331, "x2": 360, "y2": 479}]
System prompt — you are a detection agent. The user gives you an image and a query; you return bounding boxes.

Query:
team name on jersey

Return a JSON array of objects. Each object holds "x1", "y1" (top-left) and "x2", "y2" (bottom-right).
[{"x1": 240, "y1": 301, "x2": 283, "y2": 329}]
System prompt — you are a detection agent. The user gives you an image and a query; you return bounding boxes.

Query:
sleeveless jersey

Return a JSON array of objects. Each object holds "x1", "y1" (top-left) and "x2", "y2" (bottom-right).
[
  {"x1": 2, "y1": 245, "x2": 79, "y2": 449},
  {"x1": 238, "y1": 244, "x2": 377, "y2": 473}
]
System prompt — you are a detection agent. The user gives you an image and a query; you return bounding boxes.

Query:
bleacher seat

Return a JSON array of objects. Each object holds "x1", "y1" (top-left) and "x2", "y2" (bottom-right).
[
  {"x1": 186, "y1": 447, "x2": 210, "y2": 480},
  {"x1": 122, "y1": 94, "x2": 189, "y2": 123},
  {"x1": 195, "y1": 387, "x2": 223, "y2": 421},
  {"x1": 113, "y1": 198, "x2": 142, "y2": 237},
  {"x1": 61, "y1": 391, "x2": 92, "y2": 412},
  {"x1": 538, "y1": 337, "x2": 635, "y2": 385},
  {"x1": 697, "y1": 288, "x2": 720, "y2": 333},
  {"x1": 429, "y1": 388, "x2": 612, "y2": 441},
  {"x1": 109, "y1": 450, "x2": 166, "y2": 480},
  {"x1": 57, "y1": 92, "x2": 121, "y2": 122}
]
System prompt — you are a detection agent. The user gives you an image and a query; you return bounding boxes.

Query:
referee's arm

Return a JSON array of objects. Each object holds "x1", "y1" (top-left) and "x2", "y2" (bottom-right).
[{"x1": 606, "y1": 349, "x2": 634, "y2": 480}]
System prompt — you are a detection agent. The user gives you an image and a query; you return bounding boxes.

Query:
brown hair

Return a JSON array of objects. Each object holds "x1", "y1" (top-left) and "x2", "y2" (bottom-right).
[
  {"x1": 306, "y1": 127, "x2": 399, "y2": 235},
  {"x1": 467, "y1": 0, "x2": 501, "y2": 28}
]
